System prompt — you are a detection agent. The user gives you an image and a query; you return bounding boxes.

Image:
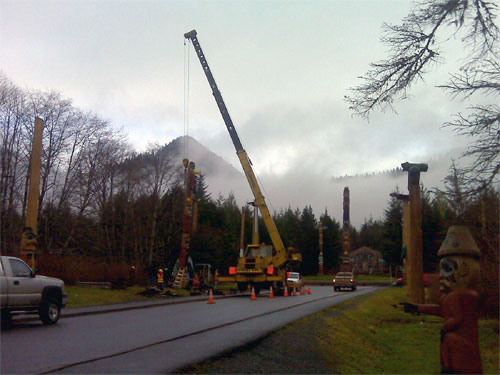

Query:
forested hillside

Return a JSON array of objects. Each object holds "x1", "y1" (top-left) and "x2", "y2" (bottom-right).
[{"x1": 1, "y1": 73, "x2": 497, "y2": 313}]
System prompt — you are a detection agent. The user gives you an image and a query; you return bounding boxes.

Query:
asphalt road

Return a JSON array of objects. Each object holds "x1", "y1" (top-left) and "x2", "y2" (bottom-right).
[{"x1": 1, "y1": 286, "x2": 379, "y2": 374}]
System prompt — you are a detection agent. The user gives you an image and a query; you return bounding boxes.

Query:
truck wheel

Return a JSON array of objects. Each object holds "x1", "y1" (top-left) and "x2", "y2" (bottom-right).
[
  {"x1": 1, "y1": 309, "x2": 12, "y2": 325},
  {"x1": 275, "y1": 282, "x2": 284, "y2": 296},
  {"x1": 1, "y1": 309, "x2": 11, "y2": 320},
  {"x1": 237, "y1": 282, "x2": 248, "y2": 292},
  {"x1": 40, "y1": 299, "x2": 61, "y2": 325}
]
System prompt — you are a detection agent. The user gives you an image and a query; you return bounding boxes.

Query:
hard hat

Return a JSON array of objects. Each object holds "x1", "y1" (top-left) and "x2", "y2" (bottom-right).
[{"x1": 437, "y1": 226, "x2": 481, "y2": 258}]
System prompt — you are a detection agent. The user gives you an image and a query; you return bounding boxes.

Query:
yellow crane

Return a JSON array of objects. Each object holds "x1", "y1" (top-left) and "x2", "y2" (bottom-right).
[{"x1": 184, "y1": 30, "x2": 301, "y2": 295}]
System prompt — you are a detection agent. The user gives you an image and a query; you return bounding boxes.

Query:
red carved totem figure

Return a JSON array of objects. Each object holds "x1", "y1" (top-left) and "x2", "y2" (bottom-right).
[{"x1": 403, "y1": 226, "x2": 482, "y2": 374}]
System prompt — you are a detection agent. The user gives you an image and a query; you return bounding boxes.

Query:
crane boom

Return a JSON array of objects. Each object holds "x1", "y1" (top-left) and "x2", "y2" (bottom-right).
[
  {"x1": 184, "y1": 29, "x2": 287, "y2": 264},
  {"x1": 184, "y1": 30, "x2": 243, "y2": 152}
]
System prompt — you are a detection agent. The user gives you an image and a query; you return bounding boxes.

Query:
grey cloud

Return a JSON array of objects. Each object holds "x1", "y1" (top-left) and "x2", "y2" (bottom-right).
[{"x1": 203, "y1": 140, "x2": 464, "y2": 228}]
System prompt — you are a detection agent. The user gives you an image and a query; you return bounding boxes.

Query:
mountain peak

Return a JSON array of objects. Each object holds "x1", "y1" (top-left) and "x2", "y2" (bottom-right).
[{"x1": 166, "y1": 136, "x2": 241, "y2": 179}]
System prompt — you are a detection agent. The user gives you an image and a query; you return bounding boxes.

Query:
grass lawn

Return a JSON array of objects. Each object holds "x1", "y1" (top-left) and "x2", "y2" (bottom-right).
[
  {"x1": 65, "y1": 285, "x2": 190, "y2": 308},
  {"x1": 315, "y1": 287, "x2": 499, "y2": 374}
]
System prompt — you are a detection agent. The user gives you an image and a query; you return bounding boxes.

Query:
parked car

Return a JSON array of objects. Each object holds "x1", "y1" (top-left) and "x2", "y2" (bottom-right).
[
  {"x1": 333, "y1": 272, "x2": 357, "y2": 291},
  {"x1": 1, "y1": 256, "x2": 67, "y2": 325},
  {"x1": 392, "y1": 273, "x2": 440, "y2": 287}
]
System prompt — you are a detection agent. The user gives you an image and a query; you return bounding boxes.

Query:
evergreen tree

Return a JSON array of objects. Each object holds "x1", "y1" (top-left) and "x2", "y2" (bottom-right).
[
  {"x1": 421, "y1": 188, "x2": 444, "y2": 272},
  {"x1": 273, "y1": 206, "x2": 301, "y2": 249},
  {"x1": 359, "y1": 217, "x2": 384, "y2": 252},
  {"x1": 442, "y1": 161, "x2": 468, "y2": 221},
  {"x1": 298, "y1": 206, "x2": 318, "y2": 275},
  {"x1": 195, "y1": 172, "x2": 211, "y2": 202},
  {"x1": 191, "y1": 192, "x2": 240, "y2": 270},
  {"x1": 319, "y1": 209, "x2": 342, "y2": 272},
  {"x1": 381, "y1": 195, "x2": 403, "y2": 267}
]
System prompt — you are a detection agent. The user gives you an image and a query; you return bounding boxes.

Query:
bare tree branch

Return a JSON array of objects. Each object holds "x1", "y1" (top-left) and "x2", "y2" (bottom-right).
[
  {"x1": 444, "y1": 104, "x2": 500, "y2": 194},
  {"x1": 439, "y1": 57, "x2": 500, "y2": 98},
  {"x1": 346, "y1": 0, "x2": 499, "y2": 195},
  {"x1": 346, "y1": 0, "x2": 499, "y2": 118}
]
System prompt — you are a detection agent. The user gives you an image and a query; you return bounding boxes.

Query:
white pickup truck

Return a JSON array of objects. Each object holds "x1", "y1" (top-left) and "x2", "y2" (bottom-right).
[
  {"x1": 0, "y1": 256, "x2": 67, "y2": 324},
  {"x1": 286, "y1": 272, "x2": 304, "y2": 292}
]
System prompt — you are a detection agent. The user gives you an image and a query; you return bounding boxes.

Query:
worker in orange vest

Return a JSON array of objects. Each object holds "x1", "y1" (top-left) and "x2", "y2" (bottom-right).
[{"x1": 157, "y1": 268, "x2": 164, "y2": 290}]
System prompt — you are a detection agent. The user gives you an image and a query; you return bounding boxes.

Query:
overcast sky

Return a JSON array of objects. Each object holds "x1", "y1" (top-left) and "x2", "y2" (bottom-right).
[{"x1": 1, "y1": 0, "x2": 473, "y2": 226}]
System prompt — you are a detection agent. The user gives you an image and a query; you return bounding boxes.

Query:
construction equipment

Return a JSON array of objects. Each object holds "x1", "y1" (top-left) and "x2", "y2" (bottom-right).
[
  {"x1": 184, "y1": 30, "x2": 301, "y2": 295},
  {"x1": 195, "y1": 263, "x2": 213, "y2": 291}
]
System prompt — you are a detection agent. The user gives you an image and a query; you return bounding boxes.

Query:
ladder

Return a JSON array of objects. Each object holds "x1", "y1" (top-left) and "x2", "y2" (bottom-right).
[{"x1": 172, "y1": 267, "x2": 187, "y2": 289}]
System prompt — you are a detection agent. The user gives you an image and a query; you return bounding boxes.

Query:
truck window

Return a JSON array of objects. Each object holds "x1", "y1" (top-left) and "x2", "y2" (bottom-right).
[
  {"x1": 259, "y1": 245, "x2": 272, "y2": 257},
  {"x1": 9, "y1": 258, "x2": 32, "y2": 277}
]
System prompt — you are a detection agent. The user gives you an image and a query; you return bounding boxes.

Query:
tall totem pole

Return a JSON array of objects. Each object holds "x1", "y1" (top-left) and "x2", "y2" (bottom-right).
[
  {"x1": 318, "y1": 222, "x2": 325, "y2": 274},
  {"x1": 341, "y1": 187, "x2": 352, "y2": 271},
  {"x1": 402, "y1": 162, "x2": 427, "y2": 304},
  {"x1": 20, "y1": 117, "x2": 44, "y2": 269},
  {"x1": 178, "y1": 159, "x2": 198, "y2": 271}
]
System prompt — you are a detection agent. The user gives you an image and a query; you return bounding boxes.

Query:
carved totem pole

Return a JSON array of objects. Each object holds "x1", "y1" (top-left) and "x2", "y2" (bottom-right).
[
  {"x1": 402, "y1": 161, "x2": 427, "y2": 303},
  {"x1": 318, "y1": 221, "x2": 325, "y2": 274},
  {"x1": 178, "y1": 159, "x2": 198, "y2": 270},
  {"x1": 20, "y1": 117, "x2": 44, "y2": 269},
  {"x1": 403, "y1": 226, "x2": 483, "y2": 374},
  {"x1": 340, "y1": 187, "x2": 351, "y2": 271}
]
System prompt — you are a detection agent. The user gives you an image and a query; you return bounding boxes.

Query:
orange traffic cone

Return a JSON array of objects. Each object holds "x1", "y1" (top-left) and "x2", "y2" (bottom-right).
[
  {"x1": 269, "y1": 286, "x2": 274, "y2": 298},
  {"x1": 251, "y1": 286, "x2": 257, "y2": 300},
  {"x1": 293, "y1": 287, "x2": 297, "y2": 296},
  {"x1": 300, "y1": 287, "x2": 305, "y2": 295},
  {"x1": 207, "y1": 289, "x2": 215, "y2": 304},
  {"x1": 308, "y1": 287, "x2": 312, "y2": 295},
  {"x1": 284, "y1": 287, "x2": 289, "y2": 297}
]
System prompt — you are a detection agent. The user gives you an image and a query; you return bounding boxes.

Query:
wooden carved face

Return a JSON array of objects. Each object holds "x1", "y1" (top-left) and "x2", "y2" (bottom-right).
[
  {"x1": 439, "y1": 255, "x2": 480, "y2": 295},
  {"x1": 20, "y1": 227, "x2": 37, "y2": 252}
]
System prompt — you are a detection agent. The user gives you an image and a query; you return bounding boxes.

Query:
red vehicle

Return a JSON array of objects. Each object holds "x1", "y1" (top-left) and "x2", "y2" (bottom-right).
[{"x1": 394, "y1": 273, "x2": 439, "y2": 287}]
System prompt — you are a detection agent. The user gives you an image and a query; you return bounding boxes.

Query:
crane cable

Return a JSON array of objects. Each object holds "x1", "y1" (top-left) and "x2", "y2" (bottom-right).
[
  {"x1": 255, "y1": 171, "x2": 276, "y2": 215},
  {"x1": 183, "y1": 38, "x2": 190, "y2": 160}
]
